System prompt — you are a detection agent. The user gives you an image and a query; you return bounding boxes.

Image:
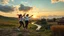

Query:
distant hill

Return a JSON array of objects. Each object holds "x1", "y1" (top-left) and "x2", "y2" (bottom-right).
[
  {"x1": 0, "y1": 15, "x2": 17, "y2": 20},
  {"x1": 0, "y1": 15, "x2": 18, "y2": 26}
]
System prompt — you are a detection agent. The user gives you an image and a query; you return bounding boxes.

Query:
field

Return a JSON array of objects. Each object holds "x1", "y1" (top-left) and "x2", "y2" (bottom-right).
[{"x1": 0, "y1": 15, "x2": 52, "y2": 36}]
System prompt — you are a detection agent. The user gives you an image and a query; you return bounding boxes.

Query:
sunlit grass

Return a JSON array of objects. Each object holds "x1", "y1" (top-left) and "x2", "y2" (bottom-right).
[{"x1": 0, "y1": 16, "x2": 52, "y2": 36}]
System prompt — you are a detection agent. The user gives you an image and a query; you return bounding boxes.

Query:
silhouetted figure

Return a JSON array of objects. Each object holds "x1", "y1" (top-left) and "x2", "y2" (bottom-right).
[
  {"x1": 17, "y1": 13, "x2": 26, "y2": 30},
  {"x1": 24, "y1": 14, "x2": 33, "y2": 29}
]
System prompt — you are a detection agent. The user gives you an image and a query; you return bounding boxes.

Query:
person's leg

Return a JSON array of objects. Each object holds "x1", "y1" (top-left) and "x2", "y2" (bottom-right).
[
  {"x1": 22, "y1": 22, "x2": 24, "y2": 28},
  {"x1": 17, "y1": 21, "x2": 22, "y2": 30},
  {"x1": 25, "y1": 21, "x2": 29, "y2": 31},
  {"x1": 18, "y1": 21, "x2": 22, "y2": 28},
  {"x1": 18, "y1": 24, "x2": 22, "y2": 28},
  {"x1": 25, "y1": 21, "x2": 29, "y2": 29}
]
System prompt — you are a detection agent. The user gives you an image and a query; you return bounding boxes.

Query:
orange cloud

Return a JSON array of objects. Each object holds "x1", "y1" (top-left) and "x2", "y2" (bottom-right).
[
  {"x1": 0, "y1": 0, "x2": 14, "y2": 5},
  {"x1": 51, "y1": 0, "x2": 64, "y2": 3}
]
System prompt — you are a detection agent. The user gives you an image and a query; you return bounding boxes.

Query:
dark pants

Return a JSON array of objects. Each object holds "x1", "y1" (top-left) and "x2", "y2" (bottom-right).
[
  {"x1": 18, "y1": 21, "x2": 24, "y2": 28},
  {"x1": 25, "y1": 20, "x2": 29, "y2": 29}
]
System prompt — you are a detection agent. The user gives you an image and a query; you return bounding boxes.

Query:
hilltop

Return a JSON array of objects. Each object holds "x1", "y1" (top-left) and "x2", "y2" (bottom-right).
[{"x1": 0, "y1": 15, "x2": 52, "y2": 36}]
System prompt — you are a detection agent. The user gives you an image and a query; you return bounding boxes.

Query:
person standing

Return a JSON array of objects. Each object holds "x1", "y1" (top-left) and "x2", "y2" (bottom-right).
[
  {"x1": 17, "y1": 14, "x2": 25, "y2": 31},
  {"x1": 24, "y1": 14, "x2": 33, "y2": 30}
]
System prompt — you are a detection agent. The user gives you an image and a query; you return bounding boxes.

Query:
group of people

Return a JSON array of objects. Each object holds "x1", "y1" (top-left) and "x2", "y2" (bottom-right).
[{"x1": 17, "y1": 13, "x2": 33, "y2": 31}]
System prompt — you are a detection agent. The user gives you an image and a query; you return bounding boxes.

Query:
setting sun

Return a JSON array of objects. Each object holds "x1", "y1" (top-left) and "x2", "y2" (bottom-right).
[{"x1": 32, "y1": 15, "x2": 37, "y2": 18}]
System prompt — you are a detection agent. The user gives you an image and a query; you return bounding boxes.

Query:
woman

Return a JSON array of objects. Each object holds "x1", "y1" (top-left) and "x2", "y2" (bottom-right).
[
  {"x1": 24, "y1": 14, "x2": 33, "y2": 29},
  {"x1": 17, "y1": 14, "x2": 25, "y2": 30}
]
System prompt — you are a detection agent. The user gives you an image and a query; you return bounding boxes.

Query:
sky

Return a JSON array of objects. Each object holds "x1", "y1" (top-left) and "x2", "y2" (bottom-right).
[{"x1": 0, "y1": 0, "x2": 64, "y2": 18}]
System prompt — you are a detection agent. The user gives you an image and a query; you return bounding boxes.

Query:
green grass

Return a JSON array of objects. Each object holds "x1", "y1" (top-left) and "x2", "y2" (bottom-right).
[{"x1": 0, "y1": 15, "x2": 52, "y2": 36}]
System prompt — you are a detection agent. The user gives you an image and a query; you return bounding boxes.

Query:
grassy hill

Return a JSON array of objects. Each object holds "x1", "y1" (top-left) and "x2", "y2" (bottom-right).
[
  {"x1": 0, "y1": 15, "x2": 18, "y2": 28},
  {"x1": 0, "y1": 15, "x2": 52, "y2": 36}
]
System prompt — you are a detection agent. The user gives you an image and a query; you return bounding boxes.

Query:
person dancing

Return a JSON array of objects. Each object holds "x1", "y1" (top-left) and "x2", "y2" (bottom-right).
[
  {"x1": 17, "y1": 13, "x2": 26, "y2": 31},
  {"x1": 24, "y1": 14, "x2": 33, "y2": 31}
]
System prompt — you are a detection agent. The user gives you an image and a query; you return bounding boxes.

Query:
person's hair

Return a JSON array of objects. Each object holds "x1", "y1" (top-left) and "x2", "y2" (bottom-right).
[
  {"x1": 26, "y1": 14, "x2": 29, "y2": 16},
  {"x1": 18, "y1": 14, "x2": 22, "y2": 18}
]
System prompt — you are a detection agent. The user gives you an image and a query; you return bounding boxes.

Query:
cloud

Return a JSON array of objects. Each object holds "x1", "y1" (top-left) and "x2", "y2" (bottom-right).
[
  {"x1": 11, "y1": 0, "x2": 14, "y2": 2},
  {"x1": 51, "y1": 0, "x2": 64, "y2": 3},
  {"x1": 0, "y1": 0, "x2": 10, "y2": 4},
  {"x1": 0, "y1": 4, "x2": 32, "y2": 13},
  {"x1": 0, "y1": 5, "x2": 14, "y2": 12},
  {"x1": 0, "y1": 0, "x2": 14, "y2": 4},
  {"x1": 59, "y1": 0, "x2": 64, "y2": 1},
  {"x1": 21, "y1": 1, "x2": 28, "y2": 5},
  {"x1": 19, "y1": 4, "x2": 32, "y2": 12}
]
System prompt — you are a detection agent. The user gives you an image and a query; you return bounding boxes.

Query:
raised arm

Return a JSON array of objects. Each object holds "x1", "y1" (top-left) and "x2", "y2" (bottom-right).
[
  {"x1": 23, "y1": 13, "x2": 26, "y2": 17},
  {"x1": 29, "y1": 15, "x2": 33, "y2": 18}
]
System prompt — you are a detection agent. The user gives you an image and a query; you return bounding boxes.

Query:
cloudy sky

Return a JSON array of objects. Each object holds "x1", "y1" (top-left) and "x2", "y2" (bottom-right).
[{"x1": 0, "y1": 0, "x2": 64, "y2": 18}]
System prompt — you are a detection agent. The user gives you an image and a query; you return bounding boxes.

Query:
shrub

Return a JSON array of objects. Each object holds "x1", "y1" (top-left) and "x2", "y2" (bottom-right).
[{"x1": 51, "y1": 25, "x2": 64, "y2": 36}]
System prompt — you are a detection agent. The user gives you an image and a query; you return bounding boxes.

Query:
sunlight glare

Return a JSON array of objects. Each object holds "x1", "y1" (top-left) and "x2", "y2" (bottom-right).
[{"x1": 32, "y1": 15, "x2": 37, "y2": 18}]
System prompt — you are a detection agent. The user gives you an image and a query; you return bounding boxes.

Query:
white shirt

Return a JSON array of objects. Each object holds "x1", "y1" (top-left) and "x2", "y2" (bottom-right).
[
  {"x1": 25, "y1": 16, "x2": 30, "y2": 21},
  {"x1": 19, "y1": 17, "x2": 24, "y2": 21}
]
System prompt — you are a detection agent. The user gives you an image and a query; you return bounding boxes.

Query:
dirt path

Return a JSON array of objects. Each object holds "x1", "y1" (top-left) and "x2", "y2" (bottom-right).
[{"x1": 32, "y1": 22, "x2": 42, "y2": 30}]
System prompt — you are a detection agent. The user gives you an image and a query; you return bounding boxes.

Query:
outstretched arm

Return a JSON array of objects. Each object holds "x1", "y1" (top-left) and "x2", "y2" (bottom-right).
[
  {"x1": 23, "y1": 13, "x2": 26, "y2": 17},
  {"x1": 17, "y1": 14, "x2": 19, "y2": 16},
  {"x1": 29, "y1": 15, "x2": 33, "y2": 18}
]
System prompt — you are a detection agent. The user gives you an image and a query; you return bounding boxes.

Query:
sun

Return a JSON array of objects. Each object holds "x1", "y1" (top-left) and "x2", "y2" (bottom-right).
[{"x1": 32, "y1": 15, "x2": 37, "y2": 18}]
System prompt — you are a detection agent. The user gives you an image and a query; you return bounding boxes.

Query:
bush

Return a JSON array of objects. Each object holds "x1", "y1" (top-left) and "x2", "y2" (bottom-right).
[
  {"x1": 51, "y1": 25, "x2": 64, "y2": 36},
  {"x1": 35, "y1": 18, "x2": 47, "y2": 25}
]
